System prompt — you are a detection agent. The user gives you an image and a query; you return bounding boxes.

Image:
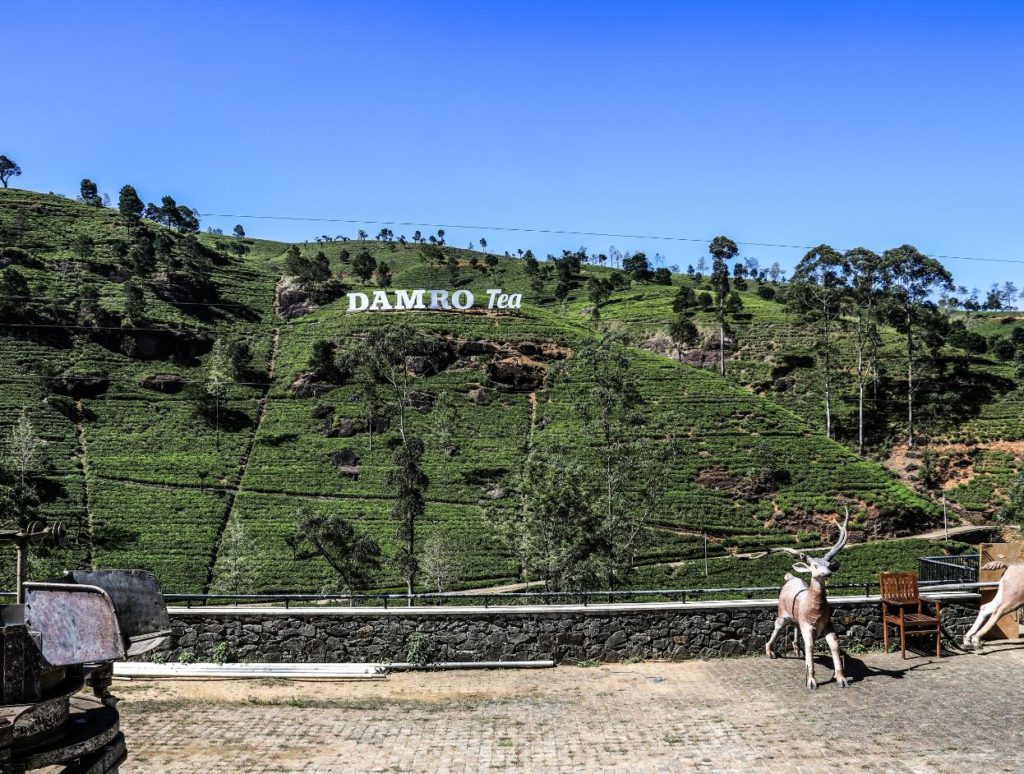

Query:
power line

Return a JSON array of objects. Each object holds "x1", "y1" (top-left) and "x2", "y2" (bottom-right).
[
  {"x1": 198, "y1": 212, "x2": 1024, "y2": 267},
  {"x1": 5, "y1": 195, "x2": 1023, "y2": 265}
]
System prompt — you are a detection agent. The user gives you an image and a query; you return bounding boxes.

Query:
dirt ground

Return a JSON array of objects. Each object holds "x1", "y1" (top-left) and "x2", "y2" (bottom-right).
[{"x1": 115, "y1": 646, "x2": 1024, "y2": 773}]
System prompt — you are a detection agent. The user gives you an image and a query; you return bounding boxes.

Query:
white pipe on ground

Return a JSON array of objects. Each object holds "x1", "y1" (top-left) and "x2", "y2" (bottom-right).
[
  {"x1": 384, "y1": 661, "x2": 555, "y2": 671},
  {"x1": 113, "y1": 660, "x2": 555, "y2": 680}
]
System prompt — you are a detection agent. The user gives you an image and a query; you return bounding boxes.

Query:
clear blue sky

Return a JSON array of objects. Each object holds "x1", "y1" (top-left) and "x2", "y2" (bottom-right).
[{"x1": 7, "y1": 2, "x2": 1023, "y2": 291}]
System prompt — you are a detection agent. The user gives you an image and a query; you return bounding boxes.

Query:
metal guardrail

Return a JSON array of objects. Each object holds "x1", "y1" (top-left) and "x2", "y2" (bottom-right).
[
  {"x1": 162, "y1": 580, "x2": 968, "y2": 609},
  {"x1": 919, "y1": 554, "x2": 980, "y2": 583},
  {"x1": 1, "y1": 569, "x2": 987, "y2": 610}
]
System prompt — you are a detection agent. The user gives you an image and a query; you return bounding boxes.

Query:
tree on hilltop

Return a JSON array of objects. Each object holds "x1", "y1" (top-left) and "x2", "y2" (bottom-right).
[
  {"x1": 672, "y1": 285, "x2": 697, "y2": 314},
  {"x1": 587, "y1": 276, "x2": 614, "y2": 318},
  {"x1": 484, "y1": 253, "x2": 499, "y2": 279},
  {"x1": 351, "y1": 250, "x2": 376, "y2": 283},
  {"x1": 118, "y1": 185, "x2": 144, "y2": 233},
  {"x1": 79, "y1": 179, "x2": 103, "y2": 207},
  {"x1": 233, "y1": 224, "x2": 245, "y2": 238},
  {"x1": 709, "y1": 235, "x2": 738, "y2": 376},
  {"x1": 623, "y1": 252, "x2": 652, "y2": 283},
  {"x1": 0, "y1": 156, "x2": 21, "y2": 188}
]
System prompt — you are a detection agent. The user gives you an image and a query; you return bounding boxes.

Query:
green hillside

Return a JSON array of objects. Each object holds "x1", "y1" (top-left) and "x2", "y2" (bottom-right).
[{"x1": 0, "y1": 188, "x2": 1010, "y2": 593}]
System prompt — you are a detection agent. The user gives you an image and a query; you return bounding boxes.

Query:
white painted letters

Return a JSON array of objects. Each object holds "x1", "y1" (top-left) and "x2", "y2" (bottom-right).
[
  {"x1": 369, "y1": 291, "x2": 393, "y2": 311},
  {"x1": 395, "y1": 289, "x2": 426, "y2": 310},
  {"x1": 349, "y1": 288, "x2": 521, "y2": 312},
  {"x1": 429, "y1": 289, "x2": 451, "y2": 309}
]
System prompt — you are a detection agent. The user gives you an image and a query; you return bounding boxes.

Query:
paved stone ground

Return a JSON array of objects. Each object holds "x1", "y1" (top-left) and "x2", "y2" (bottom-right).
[{"x1": 116, "y1": 644, "x2": 1024, "y2": 773}]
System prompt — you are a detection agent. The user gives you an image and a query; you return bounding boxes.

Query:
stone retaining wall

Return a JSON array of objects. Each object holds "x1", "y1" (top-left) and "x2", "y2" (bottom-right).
[{"x1": 161, "y1": 595, "x2": 980, "y2": 664}]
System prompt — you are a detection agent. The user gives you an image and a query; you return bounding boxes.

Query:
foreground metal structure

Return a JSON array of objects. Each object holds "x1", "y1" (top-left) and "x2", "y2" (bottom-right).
[{"x1": 0, "y1": 523, "x2": 170, "y2": 772}]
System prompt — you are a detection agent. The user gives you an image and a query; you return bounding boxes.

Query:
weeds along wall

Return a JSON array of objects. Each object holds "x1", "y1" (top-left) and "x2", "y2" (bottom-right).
[{"x1": 161, "y1": 595, "x2": 980, "y2": 665}]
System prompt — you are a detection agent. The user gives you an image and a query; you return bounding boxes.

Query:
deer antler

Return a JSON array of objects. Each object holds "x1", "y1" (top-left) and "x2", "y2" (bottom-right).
[
  {"x1": 822, "y1": 507, "x2": 850, "y2": 562},
  {"x1": 767, "y1": 546, "x2": 812, "y2": 561}
]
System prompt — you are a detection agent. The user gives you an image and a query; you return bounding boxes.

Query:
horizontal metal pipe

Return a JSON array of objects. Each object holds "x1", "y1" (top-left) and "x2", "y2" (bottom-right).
[{"x1": 384, "y1": 661, "x2": 555, "y2": 671}]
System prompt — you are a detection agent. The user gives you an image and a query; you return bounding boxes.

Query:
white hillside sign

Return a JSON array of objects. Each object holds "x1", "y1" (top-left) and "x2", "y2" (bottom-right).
[{"x1": 347, "y1": 288, "x2": 522, "y2": 312}]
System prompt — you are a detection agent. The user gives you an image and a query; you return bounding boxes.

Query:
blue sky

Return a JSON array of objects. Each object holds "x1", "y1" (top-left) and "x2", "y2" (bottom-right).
[{"x1": 6, "y1": 2, "x2": 1023, "y2": 291}]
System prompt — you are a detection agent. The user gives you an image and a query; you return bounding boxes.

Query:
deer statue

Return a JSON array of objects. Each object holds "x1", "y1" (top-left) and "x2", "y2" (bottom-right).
[
  {"x1": 765, "y1": 510, "x2": 850, "y2": 690},
  {"x1": 963, "y1": 561, "x2": 1024, "y2": 651}
]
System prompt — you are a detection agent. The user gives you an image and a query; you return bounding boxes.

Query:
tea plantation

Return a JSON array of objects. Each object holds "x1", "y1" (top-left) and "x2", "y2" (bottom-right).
[{"x1": 0, "y1": 188, "x2": 1013, "y2": 593}]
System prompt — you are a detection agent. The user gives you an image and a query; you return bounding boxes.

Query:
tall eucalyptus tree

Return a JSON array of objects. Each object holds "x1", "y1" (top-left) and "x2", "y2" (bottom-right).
[
  {"x1": 844, "y1": 248, "x2": 888, "y2": 455},
  {"x1": 788, "y1": 245, "x2": 848, "y2": 439},
  {"x1": 881, "y1": 245, "x2": 953, "y2": 448},
  {"x1": 709, "y1": 236, "x2": 738, "y2": 377}
]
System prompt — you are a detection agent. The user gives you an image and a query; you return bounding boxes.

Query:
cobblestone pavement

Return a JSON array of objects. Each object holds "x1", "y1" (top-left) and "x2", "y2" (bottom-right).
[{"x1": 117, "y1": 645, "x2": 1024, "y2": 773}]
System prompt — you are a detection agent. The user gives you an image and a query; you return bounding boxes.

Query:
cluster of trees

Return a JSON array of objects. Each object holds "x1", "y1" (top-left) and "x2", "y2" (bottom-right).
[
  {"x1": 520, "y1": 248, "x2": 586, "y2": 302},
  {"x1": 287, "y1": 328, "x2": 675, "y2": 596},
  {"x1": 622, "y1": 252, "x2": 672, "y2": 285},
  {"x1": 785, "y1": 244, "x2": 958, "y2": 452},
  {"x1": 142, "y1": 195, "x2": 200, "y2": 233},
  {"x1": 664, "y1": 236, "x2": 746, "y2": 375},
  {"x1": 684, "y1": 256, "x2": 785, "y2": 286},
  {"x1": 186, "y1": 336, "x2": 255, "y2": 447},
  {"x1": 284, "y1": 244, "x2": 332, "y2": 285},
  {"x1": 941, "y1": 282, "x2": 1020, "y2": 312},
  {"x1": 298, "y1": 331, "x2": 678, "y2": 596},
  {"x1": 496, "y1": 336, "x2": 671, "y2": 591},
  {"x1": 293, "y1": 326, "x2": 453, "y2": 596},
  {"x1": 0, "y1": 219, "x2": 217, "y2": 334}
]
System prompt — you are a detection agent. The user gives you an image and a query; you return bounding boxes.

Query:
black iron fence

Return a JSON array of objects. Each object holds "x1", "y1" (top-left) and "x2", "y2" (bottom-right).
[{"x1": 918, "y1": 554, "x2": 980, "y2": 583}]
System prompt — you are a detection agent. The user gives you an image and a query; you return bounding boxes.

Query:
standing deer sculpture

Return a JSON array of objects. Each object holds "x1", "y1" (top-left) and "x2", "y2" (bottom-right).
[
  {"x1": 765, "y1": 510, "x2": 850, "y2": 689},
  {"x1": 963, "y1": 561, "x2": 1024, "y2": 651}
]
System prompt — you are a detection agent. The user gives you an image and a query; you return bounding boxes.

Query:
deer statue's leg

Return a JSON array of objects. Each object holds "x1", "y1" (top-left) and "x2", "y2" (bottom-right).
[
  {"x1": 765, "y1": 617, "x2": 785, "y2": 659},
  {"x1": 971, "y1": 600, "x2": 1015, "y2": 650},
  {"x1": 801, "y1": 626, "x2": 817, "y2": 690},
  {"x1": 964, "y1": 594, "x2": 1001, "y2": 651},
  {"x1": 824, "y1": 630, "x2": 849, "y2": 688},
  {"x1": 792, "y1": 627, "x2": 801, "y2": 656}
]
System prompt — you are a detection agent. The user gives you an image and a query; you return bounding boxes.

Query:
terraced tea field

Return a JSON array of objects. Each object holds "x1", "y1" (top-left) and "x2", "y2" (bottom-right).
[{"x1": 0, "y1": 188, "x2": 1014, "y2": 593}]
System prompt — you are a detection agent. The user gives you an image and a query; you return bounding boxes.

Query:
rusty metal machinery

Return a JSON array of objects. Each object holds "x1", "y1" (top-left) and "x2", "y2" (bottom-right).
[{"x1": 0, "y1": 523, "x2": 171, "y2": 773}]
